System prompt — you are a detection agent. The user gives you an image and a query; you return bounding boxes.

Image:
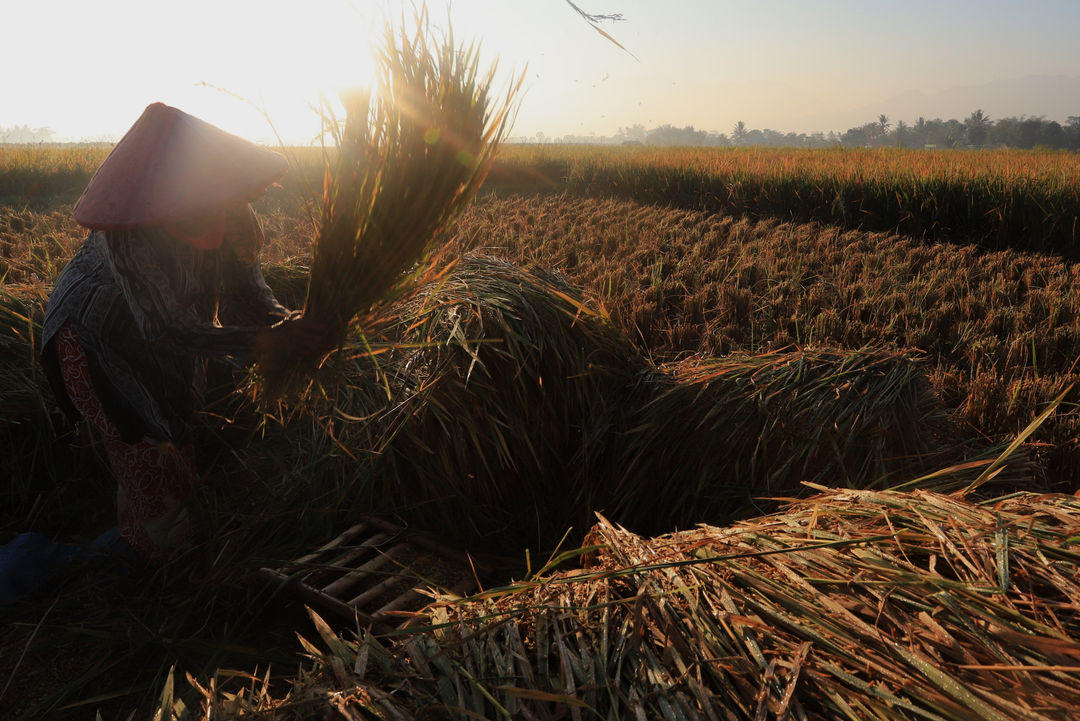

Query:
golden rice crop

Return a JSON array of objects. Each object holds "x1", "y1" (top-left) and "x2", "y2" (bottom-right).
[
  {"x1": 491, "y1": 144, "x2": 1080, "y2": 254},
  {"x1": 0, "y1": 207, "x2": 85, "y2": 283},
  {"x1": 449, "y1": 194, "x2": 1080, "y2": 486},
  {"x1": 0, "y1": 144, "x2": 109, "y2": 201},
  {"x1": 11, "y1": 141, "x2": 1079, "y2": 255}
]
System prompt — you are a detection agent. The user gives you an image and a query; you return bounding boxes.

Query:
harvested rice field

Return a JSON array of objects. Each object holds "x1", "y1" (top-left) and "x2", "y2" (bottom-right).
[{"x1": 3, "y1": 140, "x2": 1080, "y2": 719}]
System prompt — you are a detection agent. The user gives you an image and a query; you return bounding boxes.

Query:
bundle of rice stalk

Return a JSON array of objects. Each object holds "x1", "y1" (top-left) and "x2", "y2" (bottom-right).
[
  {"x1": 259, "y1": 10, "x2": 521, "y2": 396},
  {"x1": 602, "y1": 349, "x2": 1033, "y2": 536},
  {"x1": 209, "y1": 487, "x2": 1080, "y2": 721},
  {"x1": 345, "y1": 253, "x2": 648, "y2": 550}
]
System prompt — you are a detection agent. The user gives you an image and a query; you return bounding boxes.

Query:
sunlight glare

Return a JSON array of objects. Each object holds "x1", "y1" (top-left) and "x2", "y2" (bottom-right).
[
  {"x1": 62, "y1": 0, "x2": 381, "y2": 144},
  {"x1": 219, "y1": 1, "x2": 381, "y2": 144}
]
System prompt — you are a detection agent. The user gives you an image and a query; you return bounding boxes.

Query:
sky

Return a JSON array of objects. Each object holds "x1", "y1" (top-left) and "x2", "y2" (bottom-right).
[{"x1": 4, "y1": 0, "x2": 1080, "y2": 143}]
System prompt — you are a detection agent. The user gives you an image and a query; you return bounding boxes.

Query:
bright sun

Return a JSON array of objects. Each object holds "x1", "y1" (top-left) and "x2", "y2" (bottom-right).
[
  {"x1": 4, "y1": 0, "x2": 516, "y2": 144},
  {"x1": 124, "y1": 0, "x2": 383, "y2": 146},
  {"x1": 174, "y1": 1, "x2": 517, "y2": 146},
  {"x1": 208, "y1": 1, "x2": 381, "y2": 144}
]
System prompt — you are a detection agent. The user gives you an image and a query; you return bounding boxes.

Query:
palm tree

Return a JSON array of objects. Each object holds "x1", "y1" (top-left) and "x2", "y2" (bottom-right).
[
  {"x1": 895, "y1": 120, "x2": 908, "y2": 147},
  {"x1": 732, "y1": 120, "x2": 749, "y2": 146},
  {"x1": 913, "y1": 117, "x2": 929, "y2": 147},
  {"x1": 876, "y1": 114, "x2": 891, "y2": 143},
  {"x1": 965, "y1": 109, "x2": 991, "y2": 147}
]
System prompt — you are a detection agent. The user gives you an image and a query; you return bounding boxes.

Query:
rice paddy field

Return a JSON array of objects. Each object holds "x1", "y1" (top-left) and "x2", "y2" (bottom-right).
[{"x1": 4, "y1": 143, "x2": 1080, "y2": 719}]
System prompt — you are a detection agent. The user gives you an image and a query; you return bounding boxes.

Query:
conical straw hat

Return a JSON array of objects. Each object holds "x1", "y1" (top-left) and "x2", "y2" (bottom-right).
[{"x1": 73, "y1": 103, "x2": 288, "y2": 230}]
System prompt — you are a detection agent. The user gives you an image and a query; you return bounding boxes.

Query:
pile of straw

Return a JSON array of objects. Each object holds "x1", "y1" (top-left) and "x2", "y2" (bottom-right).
[
  {"x1": 281, "y1": 254, "x2": 1023, "y2": 552},
  {"x1": 606, "y1": 350, "x2": 968, "y2": 534},
  {"x1": 363, "y1": 254, "x2": 647, "y2": 548},
  {"x1": 182, "y1": 487, "x2": 1080, "y2": 720}
]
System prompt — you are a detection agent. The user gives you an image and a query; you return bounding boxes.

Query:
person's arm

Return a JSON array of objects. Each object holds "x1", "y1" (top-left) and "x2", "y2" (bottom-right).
[
  {"x1": 216, "y1": 240, "x2": 291, "y2": 328},
  {"x1": 216, "y1": 208, "x2": 331, "y2": 365},
  {"x1": 102, "y1": 228, "x2": 264, "y2": 362},
  {"x1": 217, "y1": 206, "x2": 292, "y2": 328}
]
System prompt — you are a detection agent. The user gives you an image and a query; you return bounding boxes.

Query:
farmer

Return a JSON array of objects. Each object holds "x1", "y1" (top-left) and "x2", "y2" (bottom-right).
[{"x1": 38, "y1": 102, "x2": 325, "y2": 565}]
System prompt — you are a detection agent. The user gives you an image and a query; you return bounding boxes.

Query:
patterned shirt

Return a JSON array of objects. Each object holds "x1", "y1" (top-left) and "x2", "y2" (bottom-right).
[{"x1": 41, "y1": 219, "x2": 289, "y2": 442}]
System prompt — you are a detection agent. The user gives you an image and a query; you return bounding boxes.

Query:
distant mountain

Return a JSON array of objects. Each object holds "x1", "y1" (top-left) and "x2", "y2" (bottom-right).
[{"x1": 792, "y1": 75, "x2": 1080, "y2": 133}]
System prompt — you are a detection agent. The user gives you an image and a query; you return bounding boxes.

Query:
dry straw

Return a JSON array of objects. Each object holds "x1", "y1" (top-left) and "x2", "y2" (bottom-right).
[
  {"x1": 271, "y1": 254, "x2": 1026, "y2": 554},
  {"x1": 259, "y1": 9, "x2": 521, "y2": 396},
  {"x1": 605, "y1": 350, "x2": 1006, "y2": 534},
  {"x1": 180, "y1": 487, "x2": 1080, "y2": 720}
]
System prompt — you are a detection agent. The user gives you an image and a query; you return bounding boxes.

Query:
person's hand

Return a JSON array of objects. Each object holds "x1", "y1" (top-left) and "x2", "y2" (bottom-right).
[{"x1": 254, "y1": 315, "x2": 332, "y2": 365}]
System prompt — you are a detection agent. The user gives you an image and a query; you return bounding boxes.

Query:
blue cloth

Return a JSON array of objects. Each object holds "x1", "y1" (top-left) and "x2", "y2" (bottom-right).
[{"x1": 0, "y1": 528, "x2": 137, "y2": 604}]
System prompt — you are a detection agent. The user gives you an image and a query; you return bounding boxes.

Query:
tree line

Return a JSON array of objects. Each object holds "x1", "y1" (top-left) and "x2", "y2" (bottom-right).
[
  {"x1": 0, "y1": 125, "x2": 56, "y2": 143},
  {"x1": 533, "y1": 112, "x2": 1080, "y2": 150},
  {"x1": 8, "y1": 112, "x2": 1079, "y2": 150}
]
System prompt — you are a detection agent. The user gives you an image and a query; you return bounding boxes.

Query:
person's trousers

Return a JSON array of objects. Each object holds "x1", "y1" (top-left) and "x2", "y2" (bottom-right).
[{"x1": 54, "y1": 323, "x2": 196, "y2": 564}]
